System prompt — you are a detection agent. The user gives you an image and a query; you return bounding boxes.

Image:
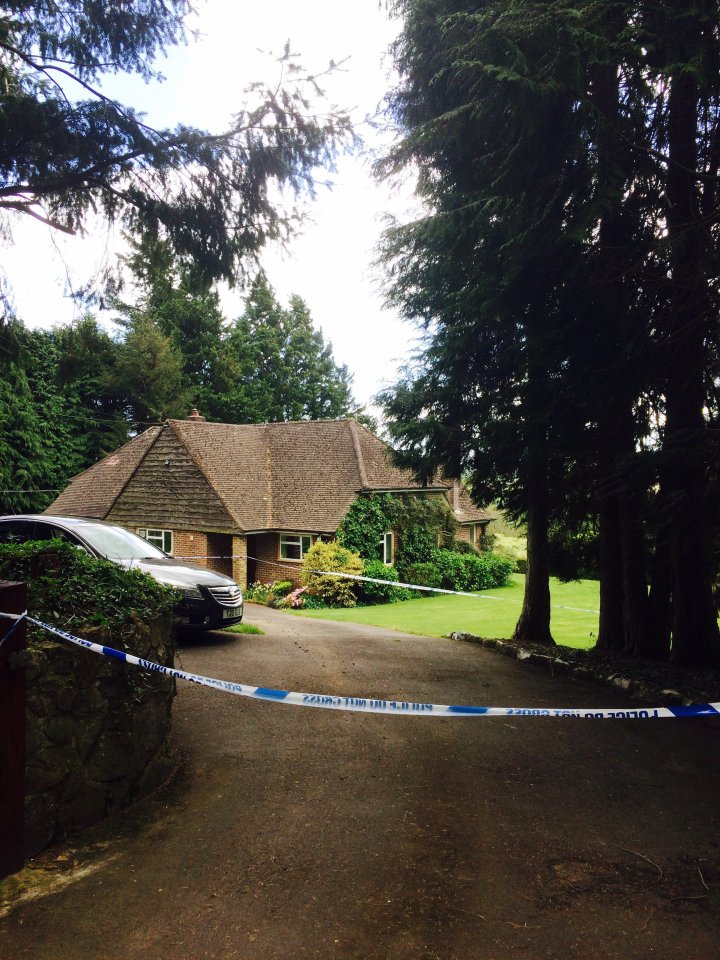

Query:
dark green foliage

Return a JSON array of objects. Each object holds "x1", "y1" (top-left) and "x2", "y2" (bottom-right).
[
  {"x1": 337, "y1": 493, "x2": 394, "y2": 561},
  {"x1": 218, "y1": 276, "x2": 356, "y2": 423},
  {"x1": 0, "y1": 317, "x2": 123, "y2": 515},
  {"x1": 337, "y1": 492, "x2": 456, "y2": 575},
  {"x1": 378, "y1": 0, "x2": 720, "y2": 664},
  {"x1": 0, "y1": 540, "x2": 176, "y2": 632},
  {"x1": 53, "y1": 317, "x2": 129, "y2": 461},
  {"x1": 428, "y1": 549, "x2": 513, "y2": 592},
  {"x1": 403, "y1": 561, "x2": 443, "y2": 591},
  {"x1": 111, "y1": 315, "x2": 190, "y2": 425},
  {"x1": 110, "y1": 269, "x2": 358, "y2": 426},
  {"x1": 548, "y1": 520, "x2": 599, "y2": 582},
  {"x1": 0, "y1": 2, "x2": 352, "y2": 285},
  {"x1": 357, "y1": 559, "x2": 410, "y2": 605}
]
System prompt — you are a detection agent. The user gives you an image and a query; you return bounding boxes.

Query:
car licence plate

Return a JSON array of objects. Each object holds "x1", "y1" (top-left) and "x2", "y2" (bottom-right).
[{"x1": 222, "y1": 607, "x2": 241, "y2": 620}]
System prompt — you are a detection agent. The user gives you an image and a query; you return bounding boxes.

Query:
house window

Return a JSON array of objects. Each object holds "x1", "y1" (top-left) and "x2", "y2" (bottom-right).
[
  {"x1": 138, "y1": 528, "x2": 173, "y2": 554},
  {"x1": 379, "y1": 531, "x2": 394, "y2": 566},
  {"x1": 468, "y1": 524, "x2": 484, "y2": 548},
  {"x1": 279, "y1": 533, "x2": 313, "y2": 561}
]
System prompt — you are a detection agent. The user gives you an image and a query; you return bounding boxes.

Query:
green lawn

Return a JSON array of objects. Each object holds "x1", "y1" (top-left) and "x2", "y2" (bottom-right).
[{"x1": 294, "y1": 574, "x2": 599, "y2": 649}]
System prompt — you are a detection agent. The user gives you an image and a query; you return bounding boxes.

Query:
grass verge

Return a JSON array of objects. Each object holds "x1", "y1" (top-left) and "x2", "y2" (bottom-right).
[
  {"x1": 224, "y1": 622, "x2": 264, "y2": 635},
  {"x1": 293, "y1": 574, "x2": 599, "y2": 650}
]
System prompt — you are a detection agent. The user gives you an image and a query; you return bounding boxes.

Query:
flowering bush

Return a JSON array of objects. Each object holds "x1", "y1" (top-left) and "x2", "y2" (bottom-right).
[
  {"x1": 276, "y1": 586, "x2": 308, "y2": 609},
  {"x1": 245, "y1": 580, "x2": 294, "y2": 605}
]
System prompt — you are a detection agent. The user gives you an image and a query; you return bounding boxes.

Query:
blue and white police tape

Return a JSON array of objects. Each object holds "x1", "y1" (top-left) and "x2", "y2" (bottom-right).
[
  {"x1": 6, "y1": 611, "x2": 719, "y2": 719},
  {"x1": 0, "y1": 609, "x2": 27, "y2": 649}
]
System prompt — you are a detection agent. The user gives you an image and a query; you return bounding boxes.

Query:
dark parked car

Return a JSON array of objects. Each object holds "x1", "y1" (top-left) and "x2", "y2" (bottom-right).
[{"x1": 0, "y1": 515, "x2": 244, "y2": 630}]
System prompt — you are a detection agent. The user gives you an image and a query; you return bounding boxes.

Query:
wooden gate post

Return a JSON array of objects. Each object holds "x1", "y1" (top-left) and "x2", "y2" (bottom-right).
[{"x1": 0, "y1": 581, "x2": 27, "y2": 879}]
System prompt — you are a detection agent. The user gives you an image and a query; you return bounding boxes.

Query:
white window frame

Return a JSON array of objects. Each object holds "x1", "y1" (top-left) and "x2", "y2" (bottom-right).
[
  {"x1": 138, "y1": 527, "x2": 173, "y2": 555},
  {"x1": 381, "y1": 531, "x2": 394, "y2": 566},
  {"x1": 279, "y1": 533, "x2": 313, "y2": 562}
]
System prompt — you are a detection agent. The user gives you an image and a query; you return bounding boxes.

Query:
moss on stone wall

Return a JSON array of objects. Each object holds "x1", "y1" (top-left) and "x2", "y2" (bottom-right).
[{"x1": 0, "y1": 541, "x2": 178, "y2": 855}]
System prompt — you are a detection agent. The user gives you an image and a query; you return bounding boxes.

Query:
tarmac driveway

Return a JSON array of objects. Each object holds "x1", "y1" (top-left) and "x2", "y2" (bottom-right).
[{"x1": 2, "y1": 605, "x2": 720, "y2": 959}]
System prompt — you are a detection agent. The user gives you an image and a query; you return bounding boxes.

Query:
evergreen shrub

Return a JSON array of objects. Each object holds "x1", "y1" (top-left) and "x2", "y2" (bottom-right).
[
  {"x1": 428, "y1": 549, "x2": 513, "y2": 591},
  {"x1": 0, "y1": 539, "x2": 176, "y2": 629},
  {"x1": 357, "y1": 559, "x2": 411, "y2": 605},
  {"x1": 403, "y1": 561, "x2": 443, "y2": 591}
]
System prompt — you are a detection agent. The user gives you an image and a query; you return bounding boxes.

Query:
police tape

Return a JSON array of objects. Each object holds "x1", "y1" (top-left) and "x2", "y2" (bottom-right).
[
  {"x1": 174, "y1": 552, "x2": 504, "y2": 598},
  {"x1": 172, "y1": 552, "x2": 601, "y2": 613},
  {"x1": 4, "y1": 612, "x2": 718, "y2": 719},
  {"x1": 0, "y1": 609, "x2": 27, "y2": 649}
]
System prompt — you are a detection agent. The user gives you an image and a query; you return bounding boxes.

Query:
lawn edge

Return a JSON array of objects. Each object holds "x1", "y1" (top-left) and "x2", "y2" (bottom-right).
[{"x1": 451, "y1": 632, "x2": 714, "y2": 707}]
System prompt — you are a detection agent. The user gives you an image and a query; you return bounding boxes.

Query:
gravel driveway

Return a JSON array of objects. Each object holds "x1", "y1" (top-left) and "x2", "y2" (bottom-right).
[{"x1": 2, "y1": 605, "x2": 719, "y2": 959}]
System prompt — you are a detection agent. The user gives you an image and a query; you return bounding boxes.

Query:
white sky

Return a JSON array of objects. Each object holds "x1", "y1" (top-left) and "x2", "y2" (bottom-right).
[{"x1": 1, "y1": 0, "x2": 420, "y2": 411}]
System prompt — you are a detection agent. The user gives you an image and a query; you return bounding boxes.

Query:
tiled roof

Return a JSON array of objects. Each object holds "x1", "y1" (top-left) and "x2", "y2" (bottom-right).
[
  {"x1": 46, "y1": 427, "x2": 162, "y2": 519},
  {"x1": 46, "y1": 417, "x2": 492, "y2": 533},
  {"x1": 451, "y1": 482, "x2": 493, "y2": 524},
  {"x1": 169, "y1": 418, "x2": 440, "y2": 533}
]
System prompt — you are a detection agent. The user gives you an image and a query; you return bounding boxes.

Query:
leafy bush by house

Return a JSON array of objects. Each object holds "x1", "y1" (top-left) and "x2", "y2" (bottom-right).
[
  {"x1": 338, "y1": 492, "x2": 456, "y2": 573},
  {"x1": 0, "y1": 539, "x2": 177, "y2": 630},
  {"x1": 356, "y1": 559, "x2": 411, "y2": 605},
  {"x1": 428, "y1": 549, "x2": 513, "y2": 591},
  {"x1": 301, "y1": 540, "x2": 364, "y2": 607},
  {"x1": 402, "y1": 561, "x2": 444, "y2": 590}
]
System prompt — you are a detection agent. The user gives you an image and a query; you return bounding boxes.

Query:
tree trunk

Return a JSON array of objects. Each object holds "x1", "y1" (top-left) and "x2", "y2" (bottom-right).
[
  {"x1": 645, "y1": 529, "x2": 673, "y2": 661},
  {"x1": 590, "y1": 53, "x2": 649, "y2": 656},
  {"x1": 596, "y1": 496, "x2": 624, "y2": 651},
  {"x1": 513, "y1": 450, "x2": 554, "y2": 646},
  {"x1": 662, "y1": 41, "x2": 720, "y2": 668},
  {"x1": 618, "y1": 492, "x2": 650, "y2": 657}
]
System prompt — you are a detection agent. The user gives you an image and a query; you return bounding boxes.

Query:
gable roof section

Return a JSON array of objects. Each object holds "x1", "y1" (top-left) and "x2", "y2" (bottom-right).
[
  {"x1": 168, "y1": 418, "x2": 435, "y2": 533},
  {"x1": 265, "y1": 420, "x2": 364, "y2": 531},
  {"x1": 451, "y1": 482, "x2": 493, "y2": 524},
  {"x1": 46, "y1": 417, "x2": 491, "y2": 534},
  {"x1": 46, "y1": 426, "x2": 162, "y2": 519},
  {"x1": 169, "y1": 419, "x2": 273, "y2": 531},
  {"x1": 107, "y1": 423, "x2": 234, "y2": 532}
]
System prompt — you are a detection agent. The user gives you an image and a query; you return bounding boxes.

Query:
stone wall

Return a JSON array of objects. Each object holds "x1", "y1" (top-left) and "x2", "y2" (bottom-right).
[{"x1": 24, "y1": 616, "x2": 177, "y2": 856}]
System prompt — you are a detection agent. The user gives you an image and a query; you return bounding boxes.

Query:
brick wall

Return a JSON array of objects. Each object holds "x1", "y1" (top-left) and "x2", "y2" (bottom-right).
[
  {"x1": 232, "y1": 535, "x2": 247, "y2": 588},
  {"x1": 173, "y1": 530, "x2": 240, "y2": 582},
  {"x1": 173, "y1": 529, "x2": 208, "y2": 564},
  {"x1": 455, "y1": 523, "x2": 488, "y2": 549},
  {"x1": 252, "y1": 533, "x2": 306, "y2": 588}
]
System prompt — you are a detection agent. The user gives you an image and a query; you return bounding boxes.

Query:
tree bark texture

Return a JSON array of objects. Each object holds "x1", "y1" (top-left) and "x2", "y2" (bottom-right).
[
  {"x1": 513, "y1": 448, "x2": 554, "y2": 646},
  {"x1": 662, "y1": 34, "x2": 720, "y2": 667}
]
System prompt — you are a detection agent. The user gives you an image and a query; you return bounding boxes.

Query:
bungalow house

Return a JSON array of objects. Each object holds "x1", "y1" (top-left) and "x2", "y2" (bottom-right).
[{"x1": 46, "y1": 411, "x2": 492, "y2": 588}]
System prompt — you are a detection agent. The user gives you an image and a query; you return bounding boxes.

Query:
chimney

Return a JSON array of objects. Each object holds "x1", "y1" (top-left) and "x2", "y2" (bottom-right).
[{"x1": 187, "y1": 408, "x2": 206, "y2": 422}]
